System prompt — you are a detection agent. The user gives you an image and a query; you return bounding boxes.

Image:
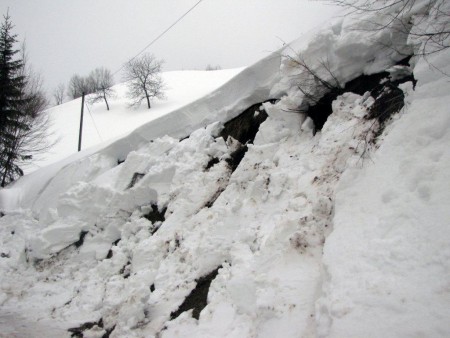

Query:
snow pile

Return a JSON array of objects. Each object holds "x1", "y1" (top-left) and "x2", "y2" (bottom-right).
[
  {"x1": 1, "y1": 1, "x2": 450, "y2": 337},
  {"x1": 0, "y1": 90, "x2": 380, "y2": 337}
]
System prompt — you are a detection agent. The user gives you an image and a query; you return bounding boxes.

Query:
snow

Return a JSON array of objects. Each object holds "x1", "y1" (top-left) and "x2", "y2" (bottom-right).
[
  {"x1": 316, "y1": 48, "x2": 450, "y2": 338},
  {"x1": 1, "y1": 1, "x2": 450, "y2": 337},
  {"x1": 35, "y1": 68, "x2": 244, "y2": 170},
  {"x1": 1, "y1": 55, "x2": 280, "y2": 211}
]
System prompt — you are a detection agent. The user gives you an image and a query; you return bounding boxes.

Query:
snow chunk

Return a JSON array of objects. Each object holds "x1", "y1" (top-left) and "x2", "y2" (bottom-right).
[{"x1": 29, "y1": 219, "x2": 89, "y2": 259}]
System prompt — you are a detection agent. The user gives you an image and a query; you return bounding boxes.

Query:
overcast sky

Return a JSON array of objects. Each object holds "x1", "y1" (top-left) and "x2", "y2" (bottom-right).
[{"x1": 0, "y1": 1, "x2": 339, "y2": 95}]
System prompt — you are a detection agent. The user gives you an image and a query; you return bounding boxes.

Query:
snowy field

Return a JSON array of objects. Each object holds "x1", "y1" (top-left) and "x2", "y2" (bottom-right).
[{"x1": 0, "y1": 0, "x2": 449, "y2": 337}]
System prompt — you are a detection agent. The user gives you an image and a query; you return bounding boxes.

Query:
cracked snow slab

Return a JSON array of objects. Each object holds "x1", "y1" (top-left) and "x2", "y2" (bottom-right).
[{"x1": 1, "y1": 1, "x2": 450, "y2": 336}]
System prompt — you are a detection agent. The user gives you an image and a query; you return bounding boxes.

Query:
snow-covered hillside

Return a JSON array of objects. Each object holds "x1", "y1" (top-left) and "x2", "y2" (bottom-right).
[
  {"x1": 32, "y1": 68, "x2": 244, "y2": 171},
  {"x1": 0, "y1": 1, "x2": 449, "y2": 337}
]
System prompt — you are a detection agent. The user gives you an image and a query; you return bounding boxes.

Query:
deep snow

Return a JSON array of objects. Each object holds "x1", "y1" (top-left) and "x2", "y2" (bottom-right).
[{"x1": 0, "y1": 1, "x2": 449, "y2": 337}]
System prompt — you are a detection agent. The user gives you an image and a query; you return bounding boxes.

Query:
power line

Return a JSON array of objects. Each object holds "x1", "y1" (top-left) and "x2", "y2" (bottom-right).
[
  {"x1": 112, "y1": 0, "x2": 205, "y2": 77},
  {"x1": 84, "y1": 100, "x2": 103, "y2": 142},
  {"x1": 79, "y1": 1, "x2": 204, "y2": 148}
]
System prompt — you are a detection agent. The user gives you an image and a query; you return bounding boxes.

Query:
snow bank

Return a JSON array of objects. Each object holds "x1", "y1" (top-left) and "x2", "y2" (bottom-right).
[{"x1": 317, "y1": 46, "x2": 450, "y2": 338}]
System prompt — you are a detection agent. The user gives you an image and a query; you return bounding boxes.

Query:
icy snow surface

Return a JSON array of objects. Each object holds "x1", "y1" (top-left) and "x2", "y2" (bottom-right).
[{"x1": 1, "y1": 1, "x2": 450, "y2": 337}]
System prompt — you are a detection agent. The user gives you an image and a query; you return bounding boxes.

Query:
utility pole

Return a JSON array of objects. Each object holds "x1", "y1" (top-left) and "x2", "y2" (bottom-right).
[{"x1": 78, "y1": 92, "x2": 85, "y2": 152}]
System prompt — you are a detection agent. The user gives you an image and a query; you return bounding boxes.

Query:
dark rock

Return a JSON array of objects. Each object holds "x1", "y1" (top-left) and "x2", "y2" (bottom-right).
[
  {"x1": 143, "y1": 204, "x2": 167, "y2": 224},
  {"x1": 367, "y1": 83, "x2": 405, "y2": 139},
  {"x1": 204, "y1": 157, "x2": 220, "y2": 171},
  {"x1": 306, "y1": 55, "x2": 414, "y2": 132},
  {"x1": 119, "y1": 261, "x2": 131, "y2": 279},
  {"x1": 219, "y1": 100, "x2": 275, "y2": 144},
  {"x1": 73, "y1": 231, "x2": 88, "y2": 248},
  {"x1": 102, "y1": 325, "x2": 116, "y2": 338},
  {"x1": 204, "y1": 188, "x2": 225, "y2": 208},
  {"x1": 127, "y1": 172, "x2": 145, "y2": 189},
  {"x1": 170, "y1": 266, "x2": 222, "y2": 320},
  {"x1": 225, "y1": 144, "x2": 248, "y2": 173},
  {"x1": 306, "y1": 89, "x2": 342, "y2": 132},
  {"x1": 68, "y1": 318, "x2": 103, "y2": 337}
]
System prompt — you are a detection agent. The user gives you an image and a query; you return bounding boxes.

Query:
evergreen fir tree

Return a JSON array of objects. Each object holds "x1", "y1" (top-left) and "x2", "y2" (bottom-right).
[
  {"x1": 0, "y1": 12, "x2": 26, "y2": 186},
  {"x1": 0, "y1": 12, "x2": 47, "y2": 187}
]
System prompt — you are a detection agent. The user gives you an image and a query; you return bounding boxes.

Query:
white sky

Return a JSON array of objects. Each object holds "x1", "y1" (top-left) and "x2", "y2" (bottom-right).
[{"x1": 0, "y1": 0, "x2": 339, "y2": 95}]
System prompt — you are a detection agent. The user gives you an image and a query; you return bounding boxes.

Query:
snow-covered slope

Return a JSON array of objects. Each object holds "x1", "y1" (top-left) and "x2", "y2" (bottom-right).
[
  {"x1": 1, "y1": 53, "x2": 281, "y2": 211},
  {"x1": 317, "y1": 49, "x2": 450, "y2": 338},
  {"x1": 0, "y1": 1, "x2": 449, "y2": 337},
  {"x1": 37, "y1": 69, "x2": 244, "y2": 171}
]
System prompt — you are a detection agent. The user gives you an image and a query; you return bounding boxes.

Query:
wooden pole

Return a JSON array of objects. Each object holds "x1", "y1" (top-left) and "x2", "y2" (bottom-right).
[{"x1": 78, "y1": 92, "x2": 85, "y2": 152}]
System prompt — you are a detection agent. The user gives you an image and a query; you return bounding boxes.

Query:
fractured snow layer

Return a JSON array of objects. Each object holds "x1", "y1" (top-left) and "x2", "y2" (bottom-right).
[{"x1": 0, "y1": 0, "x2": 449, "y2": 337}]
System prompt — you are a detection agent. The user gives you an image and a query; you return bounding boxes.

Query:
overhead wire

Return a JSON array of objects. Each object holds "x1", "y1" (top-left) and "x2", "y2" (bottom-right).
[
  {"x1": 112, "y1": 0, "x2": 205, "y2": 77},
  {"x1": 84, "y1": 100, "x2": 103, "y2": 142},
  {"x1": 78, "y1": 0, "x2": 204, "y2": 147}
]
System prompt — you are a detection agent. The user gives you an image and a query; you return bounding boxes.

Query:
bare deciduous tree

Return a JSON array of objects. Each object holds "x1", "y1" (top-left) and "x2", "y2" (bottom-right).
[
  {"x1": 205, "y1": 64, "x2": 222, "y2": 71},
  {"x1": 285, "y1": 54, "x2": 342, "y2": 110},
  {"x1": 326, "y1": 0, "x2": 450, "y2": 57},
  {"x1": 68, "y1": 74, "x2": 93, "y2": 99},
  {"x1": 123, "y1": 53, "x2": 165, "y2": 109},
  {"x1": 10, "y1": 70, "x2": 54, "y2": 180},
  {"x1": 53, "y1": 83, "x2": 65, "y2": 105},
  {"x1": 87, "y1": 67, "x2": 115, "y2": 110}
]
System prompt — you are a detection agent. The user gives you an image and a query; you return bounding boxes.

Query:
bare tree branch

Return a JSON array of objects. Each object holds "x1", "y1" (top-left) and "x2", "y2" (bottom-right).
[
  {"x1": 123, "y1": 53, "x2": 165, "y2": 109},
  {"x1": 87, "y1": 67, "x2": 115, "y2": 111},
  {"x1": 53, "y1": 83, "x2": 65, "y2": 105},
  {"x1": 324, "y1": 0, "x2": 450, "y2": 57}
]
